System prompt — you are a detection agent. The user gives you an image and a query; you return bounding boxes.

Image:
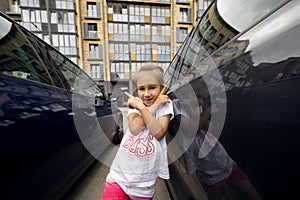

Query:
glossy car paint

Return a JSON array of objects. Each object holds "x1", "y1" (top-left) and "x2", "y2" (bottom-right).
[
  {"x1": 166, "y1": 0, "x2": 300, "y2": 199},
  {"x1": 0, "y1": 12, "x2": 122, "y2": 199}
]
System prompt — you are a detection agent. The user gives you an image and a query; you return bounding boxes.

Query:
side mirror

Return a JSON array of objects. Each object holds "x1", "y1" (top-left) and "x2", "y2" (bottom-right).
[
  {"x1": 95, "y1": 98, "x2": 105, "y2": 106},
  {"x1": 109, "y1": 95, "x2": 118, "y2": 102},
  {"x1": 108, "y1": 93, "x2": 118, "y2": 102}
]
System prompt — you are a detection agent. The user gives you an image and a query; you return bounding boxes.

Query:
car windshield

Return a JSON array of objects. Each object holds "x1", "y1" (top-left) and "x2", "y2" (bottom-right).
[{"x1": 217, "y1": 0, "x2": 286, "y2": 32}]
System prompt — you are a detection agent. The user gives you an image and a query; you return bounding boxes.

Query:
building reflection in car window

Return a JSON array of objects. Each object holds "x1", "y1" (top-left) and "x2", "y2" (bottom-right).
[
  {"x1": 237, "y1": 1, "x2": 300, "y2": 68},
  {"x1": 169, "y1": 84, "x2": 262, "y2": 200},
  {"x1": 48, "y1": 48, "x2": 101, "y2": 98},
  {"x1": 165, "y1": 0, "x2": 287, "y2": 90},
  {"x1": 0, "y1": 17, "x2": 52, "y2": 85}
]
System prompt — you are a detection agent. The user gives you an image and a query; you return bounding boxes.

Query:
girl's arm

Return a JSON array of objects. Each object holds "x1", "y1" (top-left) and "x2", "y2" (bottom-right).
[
  {"x1": 154, "y1": 114, "x2": 171, "y2": 140},
  {"x1": 126, "y1": 94, "x2": 148, "y2": 135},
  {"x1": 128, "y1": 113, "x2": 146, "y2": 135},
  {"x1": 125, "y1": 86, "x2": 171, "y2": 140},
  {"x1": 138, "y1": 107, "x2": 170, "y2": 140}
]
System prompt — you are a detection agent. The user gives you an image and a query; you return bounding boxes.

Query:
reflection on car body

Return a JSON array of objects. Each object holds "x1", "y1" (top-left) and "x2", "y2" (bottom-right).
[
  {"x1": 166, "y1": 0, "x2": 300, "y2": 200},
  {"x1": 0, "y1": 12, "x2": 123, "y2": 199}
]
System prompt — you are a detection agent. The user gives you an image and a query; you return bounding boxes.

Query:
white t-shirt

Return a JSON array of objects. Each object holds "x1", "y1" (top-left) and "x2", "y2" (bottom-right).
[{"x1": 107, "y1": 100, "x2": 173, "y2": 197}]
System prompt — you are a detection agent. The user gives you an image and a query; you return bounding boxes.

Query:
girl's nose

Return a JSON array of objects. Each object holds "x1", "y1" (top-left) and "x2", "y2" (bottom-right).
[{"x1": 144, "y1": 89, "x2": 150, "y2": 96}]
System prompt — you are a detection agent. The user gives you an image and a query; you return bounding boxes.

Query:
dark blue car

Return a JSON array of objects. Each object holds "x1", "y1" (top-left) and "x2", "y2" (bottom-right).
[
  {"x1": 0, "y1": 12, "x2": 122, "y2": 199},
  {"x1": 165, "y1": 0, "x2": 300, "y2": 200}
]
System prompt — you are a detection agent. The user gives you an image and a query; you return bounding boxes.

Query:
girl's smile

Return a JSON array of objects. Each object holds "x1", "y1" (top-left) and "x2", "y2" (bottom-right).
[{"x1": 137, "y1": 83, "x2": 162, "y2": 107}]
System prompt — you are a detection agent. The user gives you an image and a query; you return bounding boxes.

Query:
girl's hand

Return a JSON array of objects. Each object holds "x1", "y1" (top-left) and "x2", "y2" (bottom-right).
[
  {"x1": 148, "y1": 85, "x2": 169, "y2": 115},
  {"x1": 124, "y1": 92, "x2": 145, "y2": 110},
  {"x1": 153, "y1": 85, "x2": 169, "y2": 106}
]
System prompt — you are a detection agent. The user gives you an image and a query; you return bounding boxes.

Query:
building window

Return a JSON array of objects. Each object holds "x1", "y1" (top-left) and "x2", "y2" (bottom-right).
[
  {"x1": 86, "y1": 2, "x2": 101, "y2": 19},
  {"x1": 109, "y1": 23, "x2": 129, "y2": 41},
  {"x1": 84, "y1": 23, "x2": 99, "y2": 40},
  {"x1": 179, "y1": 8, "x2": 191, "y2": 23},
  {"x1": 52, "y1": 34, "x2": 77, "y2": 56},
  {"x1": 132, "y1": 43, "x2": 151, "y2": 61},
  {"x1": 130, "y1": 24, "x2": 146, "y2": 42},
  {"x1": 21, "y1": 10, "x2": 42, "y2": 31},
  {"x1": 207, "y1": 46, "x2": 214, "y2": 54},
  {"x1": 20, "y1": 0, "x2": 40, "y2": 7},
  {"x1": 110, "y1": 62, "x2": 130, "y2": 79},
  {"x1": 200, "y1": 20, "x2": 210, "y2": 32},
  {"x1": 90, "y1": 64, "x2": 103, "y2": 79},
  {"x1": 214, "y1": 33, "x2": 225, "y2": 46},
  {"x1": 176, "y1": 0, "x2": 190, "y2": 4},
  {"x1": 55, "y1": 11, "x2": 76, "y2": 33},
  {"x1": 55, "y1": 0, "x2": 74, "y2": 9},
  {"x1": 198, "y1": 0, "x2": 212, "y2": 18},
  {"x1": 157, "y1": 44, "x2": 170, "y2": 61},
  {"x1": 205, "y1": 26, "x2": 216, "y2": 40},
  {"x1": 151, "y1": 25, "x2": 170, "y2": 43},
  {"x1": 128, "y1": 4, "x2": 145, "y2": 23},
  {"x1": 89, "y1": 44, "x2": 103, "y2": 60},
  {"x1": 176, "y1": 27, "x2": 188, "y2": 42},
  {"x1": 110, "y1": 43, "x2": 129, "y2": 60},
  {"x1": 109, "y1": 3, "x2": 128, "y2": 22},
  {"x1": 151, "y1": 6, "x2": 170, "y2": 24},
  {"x1": 11, "y1": 0, "x2": 21, "y2": 13}
]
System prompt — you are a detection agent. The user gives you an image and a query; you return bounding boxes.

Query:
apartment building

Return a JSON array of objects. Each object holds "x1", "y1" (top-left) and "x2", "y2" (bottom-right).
[
  {"x1": 79, "y1": 0, "x2": 212, "y2": 93},
  {"x1": 3, "y1": 0, "x2": 212, "y2": 93}
]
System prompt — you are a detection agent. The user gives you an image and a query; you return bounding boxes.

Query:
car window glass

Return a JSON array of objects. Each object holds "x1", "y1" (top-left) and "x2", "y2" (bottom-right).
[
  {"x1": 48, "y1": 48, "x2": 102, "y2": 98},
  {"x1": 217, "y1": 0, "x2": 286, "y2": 32},
  {"x1": 0, "y1": 16, "x2": 52, "y2": 85}
]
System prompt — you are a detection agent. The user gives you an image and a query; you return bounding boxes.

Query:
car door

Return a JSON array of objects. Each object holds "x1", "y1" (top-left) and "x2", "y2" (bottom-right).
[
  {"x1": 0, "y1": 13, "x2": 85, "y2": 199},
  {"x1": 43, "y1": 39, "x2": 119, "y2": 165},
  {"x1": 165, "y1": 0, "x2": 298, "y2": 200}
]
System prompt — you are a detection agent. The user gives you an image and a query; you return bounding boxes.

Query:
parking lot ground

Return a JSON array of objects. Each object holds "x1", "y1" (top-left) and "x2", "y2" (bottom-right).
[{"x1": 64, "y1": 160, "x2": 171, "y2": 200}]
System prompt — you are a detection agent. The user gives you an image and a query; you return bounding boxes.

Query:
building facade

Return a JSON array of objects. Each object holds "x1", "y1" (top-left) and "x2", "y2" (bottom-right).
[
  {"x1": 3, "y1": 0, "x2": 212, "y2": 94},
  {"x1": 79, "y1": 0, "x2": 212, "y2": 94}
]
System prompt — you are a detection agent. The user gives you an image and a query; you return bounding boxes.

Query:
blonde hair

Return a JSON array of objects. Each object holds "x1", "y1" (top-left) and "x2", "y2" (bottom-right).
[{"x1": 134, "y1": 63, "x2": 164, "y2": 85}]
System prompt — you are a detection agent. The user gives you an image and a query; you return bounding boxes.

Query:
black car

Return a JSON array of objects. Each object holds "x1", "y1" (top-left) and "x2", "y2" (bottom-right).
[
  {"x1": 165, "y1": 0, "x2": 300, "y2": 200},
  {"x1": 0, "y1": 12, "x2": 122, "y2": 199}
]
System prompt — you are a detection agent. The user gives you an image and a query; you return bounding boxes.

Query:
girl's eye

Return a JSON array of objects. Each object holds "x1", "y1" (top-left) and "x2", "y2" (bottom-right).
[{"x1": 149, "y1": 86, "x2": 156, "y2": 90}]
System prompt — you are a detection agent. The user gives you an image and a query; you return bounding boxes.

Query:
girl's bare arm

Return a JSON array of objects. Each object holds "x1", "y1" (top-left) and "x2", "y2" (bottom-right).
[{"x1": 128, "y1": 113, "x2": 146, "y2": 135}]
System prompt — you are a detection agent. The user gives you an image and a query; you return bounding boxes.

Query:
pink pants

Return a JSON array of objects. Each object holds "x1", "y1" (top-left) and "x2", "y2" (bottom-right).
[{"x1": 101, "y1": 181, "x2": 153, "y2": 200}]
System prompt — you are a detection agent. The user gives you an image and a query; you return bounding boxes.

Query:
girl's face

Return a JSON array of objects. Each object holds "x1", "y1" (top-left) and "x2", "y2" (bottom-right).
[
  {"x1": 136, "y1": 70, "x2": 163, "y2": 107},
  {"x1": 137, "y1": 83, "x2": 162, "y2": 107}
]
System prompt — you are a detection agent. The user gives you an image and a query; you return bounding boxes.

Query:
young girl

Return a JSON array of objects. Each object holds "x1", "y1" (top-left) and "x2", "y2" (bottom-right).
[{"x1": 101, "y1": 63, "x2": 173, "y2": 200}]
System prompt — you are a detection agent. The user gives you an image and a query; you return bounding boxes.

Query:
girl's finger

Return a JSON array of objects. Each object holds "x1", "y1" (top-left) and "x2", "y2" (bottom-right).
[
  {"x1": 124, "y1": 91, "x2": 134, "y2": 98},
  {"x1": 160, "y1": 85, "x2": 167, "y2": 95}
]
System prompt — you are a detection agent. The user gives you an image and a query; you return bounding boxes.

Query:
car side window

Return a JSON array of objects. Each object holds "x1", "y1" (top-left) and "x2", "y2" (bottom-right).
[
  {"x1": 48, "y1": 48, "x2": 102, "y2": 98},
  {"x1": 0, "y1": 17, "x2": 53, "y2": 85}
]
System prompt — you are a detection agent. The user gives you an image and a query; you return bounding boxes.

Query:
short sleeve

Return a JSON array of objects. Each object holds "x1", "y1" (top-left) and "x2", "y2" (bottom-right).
[
  {"x1": 127, "y1": 97, "x2": 142, "y2": 117},
  {"x1": 156, "y1": 100, "x2": 174, "y2": 120},
  {"x1": 172, "y1": 99, "x2": 190, "y2": 120},
  {"x1": 127, "y1": 108, "x2": 140, "y2": 117}
]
